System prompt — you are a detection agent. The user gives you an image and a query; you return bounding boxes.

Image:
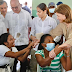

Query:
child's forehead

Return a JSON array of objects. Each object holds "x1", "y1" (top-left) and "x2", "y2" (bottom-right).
[
  {"x1": 45, "y1": 36, "x2": 53, "y2": 39},
  {"x1": 44, "y1": 36, "x2": 53, "y2": 40}
]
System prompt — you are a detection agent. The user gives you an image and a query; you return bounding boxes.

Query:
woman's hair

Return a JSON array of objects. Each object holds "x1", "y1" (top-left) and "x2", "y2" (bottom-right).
[
  {"x1": 55, "y1": 4, "x2": 71, "y2": 23},
  {"x1": 38, "y1": 34, "x2": 51, "y2": 50},
  {"x1": 0, "y1": 33, "x2": 10, "y2": 45},
  {"x1": 37, "y1": 3, "x2": 50, "y2": 16}
]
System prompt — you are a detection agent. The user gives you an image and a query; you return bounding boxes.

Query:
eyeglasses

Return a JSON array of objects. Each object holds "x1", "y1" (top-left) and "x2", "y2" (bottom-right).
[{"x1": 11, "y1": 5, "x2": 19, "y2": 9}]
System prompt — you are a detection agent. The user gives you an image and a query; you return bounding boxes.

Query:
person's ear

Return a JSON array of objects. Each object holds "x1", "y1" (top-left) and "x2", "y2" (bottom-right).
[
  {"x1": 41, "y1": 43, "x2": 46, "y2": 48},
  {"x1": 44, "y1": 10, "x2": 47, "y2": 14},
  {"x1": 4, "y1": 42, "x2": 8, "y2": 46}
]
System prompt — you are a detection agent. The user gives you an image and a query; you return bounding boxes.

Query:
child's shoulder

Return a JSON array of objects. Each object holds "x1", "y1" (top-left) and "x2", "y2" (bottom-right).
[{"x1": 35, "y1": 50, "x2": 43, "y2": 55}]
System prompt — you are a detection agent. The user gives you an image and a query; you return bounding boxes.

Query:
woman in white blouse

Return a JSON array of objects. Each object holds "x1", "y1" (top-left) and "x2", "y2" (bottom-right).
[{"x1": 30, "y1": 3, "x2": 57, "y2": 43}]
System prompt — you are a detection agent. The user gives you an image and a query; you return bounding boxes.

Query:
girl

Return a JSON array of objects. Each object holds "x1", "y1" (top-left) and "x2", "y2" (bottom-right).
[
  {"x1": 35, "y1": 34, "x2": 71, "y2": 72},
  {"x1": 0, "y1": 33, "x2": 34, "y2": 72}
]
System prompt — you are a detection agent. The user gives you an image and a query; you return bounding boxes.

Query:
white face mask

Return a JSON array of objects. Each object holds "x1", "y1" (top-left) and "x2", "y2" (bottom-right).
[{"x1": 49, "y1": 8, "x2": 55, "y2": 13}]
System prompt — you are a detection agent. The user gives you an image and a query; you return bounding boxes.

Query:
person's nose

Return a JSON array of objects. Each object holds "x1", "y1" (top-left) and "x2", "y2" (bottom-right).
[
  {"x1": 13, "y1": 8, "x2": 16, "y2": 11},
  {"x1": 3, "y1": 9, "x2": 6, "y2": 11}
]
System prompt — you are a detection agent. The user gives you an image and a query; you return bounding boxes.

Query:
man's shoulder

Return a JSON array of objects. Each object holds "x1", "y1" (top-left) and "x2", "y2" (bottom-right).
[
  {"x1": 6, "y1": 11, "x2": 13, "y2": 16},
  {"x1": 21, "y1": 9, "x2": 30, "y2": 15}
]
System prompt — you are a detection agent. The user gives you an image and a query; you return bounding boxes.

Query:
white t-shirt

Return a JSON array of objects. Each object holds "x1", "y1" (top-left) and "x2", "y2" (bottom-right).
[{"x1": 0, "y1": 45, "x2": 18, "y2": 66}]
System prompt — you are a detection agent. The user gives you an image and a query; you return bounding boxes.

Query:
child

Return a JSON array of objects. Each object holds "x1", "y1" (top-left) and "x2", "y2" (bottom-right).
[{"x1": 35, "y1": 34, "x2": 71, "y2": 72}]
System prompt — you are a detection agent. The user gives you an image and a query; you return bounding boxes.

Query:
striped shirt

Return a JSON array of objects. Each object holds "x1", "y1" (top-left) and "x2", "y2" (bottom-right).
[{"x1": 35, "y1": 50, "x2": 64, "y2": 72}]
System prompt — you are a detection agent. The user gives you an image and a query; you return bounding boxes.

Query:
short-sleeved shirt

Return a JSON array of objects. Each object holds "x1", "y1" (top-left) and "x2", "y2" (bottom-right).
[
  {"x1": 30, "y1": 15, "x2": 57, "y2": 36},
  {"x1": 0, "y1": 45, "x2": 18, "y2": 66},
  {"x1": 5, "y1": 9, "x2": 32, "y2": 46},
  {"x1": 35, "y1": 50, "x2": 64, "y2": 72}
]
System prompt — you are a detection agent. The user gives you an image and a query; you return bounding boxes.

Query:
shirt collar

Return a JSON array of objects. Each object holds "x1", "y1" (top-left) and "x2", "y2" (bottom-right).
[{"x1": 39, "y1": 15, "x2": 49, "y2": 21}]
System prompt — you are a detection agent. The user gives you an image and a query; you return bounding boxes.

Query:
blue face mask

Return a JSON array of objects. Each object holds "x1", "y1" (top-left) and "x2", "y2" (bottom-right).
[
  {"x1": 45, "y1": 43, "x2": 55, "y2": 51},
  {"x1": 49, "y1": 8, "x2": 55, "y2": 13}
]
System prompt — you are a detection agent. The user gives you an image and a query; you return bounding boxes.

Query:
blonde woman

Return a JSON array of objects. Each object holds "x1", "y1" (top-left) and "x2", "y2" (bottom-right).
[{"x1": 50, "y1": 4, "x2": 72, "y2": 68}]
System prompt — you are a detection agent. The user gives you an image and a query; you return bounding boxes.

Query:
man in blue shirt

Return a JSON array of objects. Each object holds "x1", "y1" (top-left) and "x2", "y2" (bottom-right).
[{"x1": 22, "y1": 2, "x2": 31, "y2": 14}]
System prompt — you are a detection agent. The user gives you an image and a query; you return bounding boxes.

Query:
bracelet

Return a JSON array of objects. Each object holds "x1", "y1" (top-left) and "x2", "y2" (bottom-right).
[{"x1": 67, "y1": 55, "x2": 70, "y2": 57}]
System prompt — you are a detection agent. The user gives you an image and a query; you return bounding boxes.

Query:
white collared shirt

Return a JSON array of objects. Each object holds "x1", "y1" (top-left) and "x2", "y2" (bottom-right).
[
  {"x1": 0, "y1": 12, "x2": 4, "y2": 22},
  {"x1": 0, "y1": 21, "x2": 7, "y2": 35},
  {"x1": 0, "y1": 45, "x2": 18, "y2": 66},
  {"x1": 30, "y1": 15, "x2": 57, "y2": 36},
  {"x1": 5, "y1": 9, "x2": 32, "y2": 46}
]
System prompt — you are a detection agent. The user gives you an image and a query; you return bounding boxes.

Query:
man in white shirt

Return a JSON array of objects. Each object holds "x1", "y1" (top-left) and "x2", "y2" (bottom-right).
[
  {"x1": 0, "y1": 1, "x2": 8, "y2": 18},
  {"x1": 0, "y1": 1, "x2": 7, "y2": 35},
  {"x1": 5, "y1": 0, "x2": 32, "y2": 72}
]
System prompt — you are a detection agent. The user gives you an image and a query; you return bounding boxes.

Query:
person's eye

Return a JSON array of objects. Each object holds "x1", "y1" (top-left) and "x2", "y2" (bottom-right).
[
  {"x1": 1, "y1": 8, "x2": 3, "y2": 9},
  {"x1": 15, "y1": 7, "x2": 18, "y2": 9},
  {"x1": 4, "y1": 7, "x2": 6, "y2": 9},
  {"x1": 48, "y1": 40, "x2": 50, "y2": 43}
]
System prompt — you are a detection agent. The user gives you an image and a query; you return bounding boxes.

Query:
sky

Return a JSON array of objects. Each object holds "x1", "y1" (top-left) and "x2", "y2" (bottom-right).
[{"x1": 4, "y1": 0, "x2": 32, "y2": 11}]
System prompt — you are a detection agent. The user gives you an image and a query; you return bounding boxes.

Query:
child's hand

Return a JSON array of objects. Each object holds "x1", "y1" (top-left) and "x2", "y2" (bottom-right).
[
  {"x1": 55, "y1": 44, "x2": 59, "y2": 49},
  {"x1": 58, "y1": 43, "x2": 71, "y2": 50},
  {"x1": 33, "y1": 40, "x2": 40, "y2": 48},
  {"x1": 29, "y1": 42, "x2": 34, "y2": 47},
  {"x1": 64, "y1": 48, "x2": 70, "y2": 55}
]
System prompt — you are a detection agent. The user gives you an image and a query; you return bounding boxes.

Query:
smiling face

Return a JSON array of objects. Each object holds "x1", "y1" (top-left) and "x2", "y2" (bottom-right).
[
  {"x1": 0, "y1": 2, "x2": 7, "y2": 16},
  {"x1": 56, "y1": 12, "x2": 66, "y2": 22},
  {"x1": 10, "y1": 0, "x2": 21, "y2": 13},
  {"x1": 37, "y1": 7, "x2": 46, "y2": 18},
  {"x1": 5, "y1": 35, "x2": 15, "y2": 48}
]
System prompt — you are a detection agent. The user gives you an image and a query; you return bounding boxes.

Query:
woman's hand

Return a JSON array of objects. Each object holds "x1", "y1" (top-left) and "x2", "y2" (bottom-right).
[{"x1": 58, "y1": 43, "x2": 71, "y2": 50}]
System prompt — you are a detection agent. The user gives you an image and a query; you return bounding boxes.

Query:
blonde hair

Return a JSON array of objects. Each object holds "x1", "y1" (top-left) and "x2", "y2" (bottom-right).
[{"x1": 55, "y1": 4, "x2": 71, "y2": 23}]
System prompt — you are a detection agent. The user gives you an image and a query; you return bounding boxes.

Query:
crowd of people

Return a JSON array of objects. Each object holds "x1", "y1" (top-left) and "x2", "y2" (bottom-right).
[{"x1": 0, "y1": 0, "x2": 72, "y2": 72}]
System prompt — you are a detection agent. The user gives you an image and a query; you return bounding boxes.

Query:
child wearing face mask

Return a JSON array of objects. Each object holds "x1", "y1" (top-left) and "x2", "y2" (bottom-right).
[{"x1": 35, "y1": 34, "x2": 71, "y2": 72}]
